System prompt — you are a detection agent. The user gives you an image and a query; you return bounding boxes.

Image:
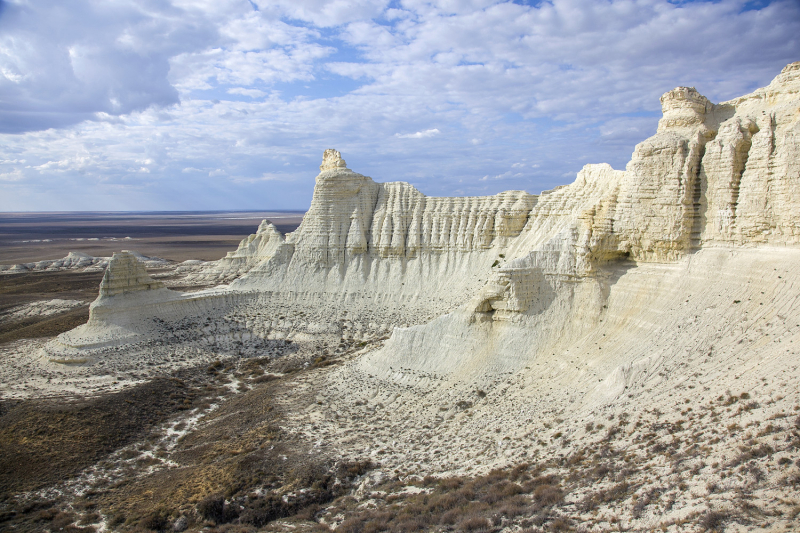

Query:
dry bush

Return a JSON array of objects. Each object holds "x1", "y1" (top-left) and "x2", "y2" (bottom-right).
[
  {"x1": 139, "y1": 507, "x2": 172, "y2": 532},
  {"x1": 699, "y1": 509, "x2": 729, "y2": 531},
  {"x1": 438, "y1": 476, "x2": 465, "y2": 490},
  {"x1": 577, "y1": 482, "x2": 629, "y2": 512},
  {"x1": 522, "y1": 474, "x2": 559, "y2": 492},
  {"x1": 457, "y1": 516, "x2": 491, "y2": 531},
  {"x1": 549, "y1": 517, "x2": 572, "y2": 531},
  {"x1": 198, "y1": 494, "x2": 238, "y2": 524},
  {"x1": 730, "y1": 444, "x2": 774, "y2": 467},
  {"x1": 533, "y1": 484, "x2": 564, "y2": 506},
  {"x1": 390, "y1": 516, "x2": 428, "y2": 532}
]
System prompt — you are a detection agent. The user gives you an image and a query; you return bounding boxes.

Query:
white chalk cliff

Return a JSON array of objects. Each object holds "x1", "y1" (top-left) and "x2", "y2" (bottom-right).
[{"x1": 47, "y1": 63, "x2": 800, "y2": 402}]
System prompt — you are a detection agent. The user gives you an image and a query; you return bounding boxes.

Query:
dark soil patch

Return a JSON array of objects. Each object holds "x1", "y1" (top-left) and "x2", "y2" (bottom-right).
[
  {"x1": 0, "y1": 270, "x2": 103, "y2": 300},
  {"x1": 0, "y1": 306, "x2": 90, "y2": 344},
  {"x1": 86, "y1": 379, "x2": 296, "y2": 528},
  {"x1": 0, "y1": 376, "x2": 208, "y2": 499},
  {"x1": 0, "y1": 270, "x2": 103, "y2": 345}
]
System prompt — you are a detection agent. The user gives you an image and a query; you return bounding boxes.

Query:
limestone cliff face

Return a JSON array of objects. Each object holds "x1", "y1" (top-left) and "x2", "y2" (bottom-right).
[
  {"x1": 99, "y1": 251, "x2": 164, "y2": 297},
  {"x1": 287, "y1": 150, "x2": 381, "y2": 266},
  {"x1": 196, "y1": 63, "x2": 800, "y2": 323},
  {"x1": 701, "y1": 62, "x2": 800, "y2": 245},
  {"x1": 209, "y1": 220, "x2": 292, "y2": 280},
  {"x1": 538, "y1": 62, "x2": 800, "y2": 267},
  {"x1": 60, "y1": 62, "x2": 800, "y2": 356},
  {"x1": 286, "y1": 149, "x2": 536, "y2": 267}
]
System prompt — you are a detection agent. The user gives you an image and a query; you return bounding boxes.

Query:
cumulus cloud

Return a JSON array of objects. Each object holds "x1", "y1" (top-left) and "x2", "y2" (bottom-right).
[
  {"x1": 0, "y1": 0, "x2": 798, "y2": 210},
  {"x1": 0, "y1": 0, "x2": 198, "y2": 132}
]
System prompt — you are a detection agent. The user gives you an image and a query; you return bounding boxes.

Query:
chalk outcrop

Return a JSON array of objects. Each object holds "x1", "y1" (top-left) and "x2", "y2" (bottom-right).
[
  {"x1": 290, "y1": 151, "x2": 536, "y2": 265},
  {"x1": 48, "y1": 63, "x2": 800, "y2": 386},
  {"x1": 99, "y1": 251, "x2": 164, "y2": 297},
  {"x1": 189, "y1": 220, "x2": 292, "y2": 283},
  {"x1": 0, "y1": 250, "x2": 168, "y2": 274}
]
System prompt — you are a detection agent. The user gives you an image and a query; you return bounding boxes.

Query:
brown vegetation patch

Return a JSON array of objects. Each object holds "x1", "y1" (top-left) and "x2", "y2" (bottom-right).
[
  {"x1": 0, "y1": 375, "x2": 209, "y2": 499},
  {"x1": 0, "y1": 270, "x2": 103, "y2": 345},
  {"x1": 0, "y1": 306, "x2": 90, "y2": 344}
]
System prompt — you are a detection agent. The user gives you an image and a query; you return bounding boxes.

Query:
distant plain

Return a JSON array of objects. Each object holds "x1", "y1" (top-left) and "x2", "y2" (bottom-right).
[{"x1": 0, "y1": 211, "x2": 305, "y2": 264}]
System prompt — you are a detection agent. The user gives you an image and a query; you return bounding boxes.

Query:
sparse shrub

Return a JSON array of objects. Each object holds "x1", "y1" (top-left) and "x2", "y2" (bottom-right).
[
  {"x1": 197, "y1": 494, "x2": 238, "y2": 524},
  {"x1": 427, "y1": 492, "x2": 466, "y2": 513},
  {"x1": 239, "y1": 494, "x2": 286, "y2": 527},
  {"x1": 106, "y1": 513, "x2": 126, "y2": 527},
  {"x1": 530, "y1": 513, "x2": 548, "y2": 526},
  {"x1": 439, "y1": 509, "x2": 461, "y2": 525},
  {"x1": 523, "y1": 474, "x2": 559, "y2": 492},
  {"x1": 140, "y1": 507, "x2": 171, "y2": 531},
  {"x1": 457, "y1": 516, "x2": 491, "y2": 531},
  {"x1": 550, "y1": 517, "x2": 572, "y2": 531},
  {"x1": 78, "y1": 512, "x2": 100, "y2": 526},
  {"x1": 438, "y1": 476, "x2": 465, "y2": 490},
  {"x1": 338, "y1": 517, "x2": 367, "y2": 533},
  {"x1": 499, "y1": 495, "x2": 529, "y2": 518},
  {"x1": 509, "y1": 463, "x2": 530, "y2": 481},
  {"x1": 741, "y1": 401, "x2": 760, "y2": 412},
  {"x1": 338, "y1": 460, "x2": 373, "y2": 479},
  {"x1": 731, "y1": 443, "x2": 773, "y2": 466},
  {"x1": 592, "y1": 463, "x2": 610, "y2": 479},
  {"x1": 480, "y1": 480, "x2": 523, "y2": 504},
  {"x1": 533, "y1": 484, "x2": 563, "y2": 506},
  {"x1": 700, "y1": 509, "x2": 728, "y2": 531}
]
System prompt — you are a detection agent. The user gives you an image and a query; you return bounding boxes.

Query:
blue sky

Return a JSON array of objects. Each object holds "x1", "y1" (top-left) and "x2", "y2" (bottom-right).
[{"x1": 0, "y1": 0, "x2": 798, "y2": 211}]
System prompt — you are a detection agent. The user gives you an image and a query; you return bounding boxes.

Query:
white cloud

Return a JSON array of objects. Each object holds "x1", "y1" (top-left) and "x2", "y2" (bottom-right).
[
  {"x1": 264, "y1": 0, "x2": 391, "y2": 27},
  {"x1": 0, "y1": 0, "x2": 798, "y2": 211},
  {"x1": 228, "y1": 87, "x2": 268, "y2": 98},
  {"x1": 0, "y1": 169, "x2": 24, "y2": 182},
  {"x1": 396, "y1": 128, "x2": 440, "y2": 139}
]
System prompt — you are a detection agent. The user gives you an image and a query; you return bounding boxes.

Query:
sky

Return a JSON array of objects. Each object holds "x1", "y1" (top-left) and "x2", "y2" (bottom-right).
[{"x1": 0, "y1": 0, "x2": 798, "y2": 211}]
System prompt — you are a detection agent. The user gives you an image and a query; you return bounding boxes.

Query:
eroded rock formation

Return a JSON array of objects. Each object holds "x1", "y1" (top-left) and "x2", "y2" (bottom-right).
[
  {"x1": 44, "y1": 62, "x2": 800, "y2": 386},
  {"x1": 99, "y1": 251, "x2": 164, "y2": 297}
]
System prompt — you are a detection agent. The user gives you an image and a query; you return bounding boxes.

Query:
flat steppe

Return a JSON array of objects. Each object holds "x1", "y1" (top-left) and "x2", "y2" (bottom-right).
[{"x1": 0, "y1": 211, "x2": 304, "y2": 264}]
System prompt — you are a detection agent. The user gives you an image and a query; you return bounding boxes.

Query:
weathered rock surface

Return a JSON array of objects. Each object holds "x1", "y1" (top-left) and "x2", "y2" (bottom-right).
[{"x1": 99, "y1": 251, "x2": 165, "y2": 297}]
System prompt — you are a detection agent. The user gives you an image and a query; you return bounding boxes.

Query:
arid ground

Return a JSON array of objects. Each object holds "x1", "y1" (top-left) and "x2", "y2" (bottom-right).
[{"x1": 0, "y1": 211, "x2": 305, "y2": 264}]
